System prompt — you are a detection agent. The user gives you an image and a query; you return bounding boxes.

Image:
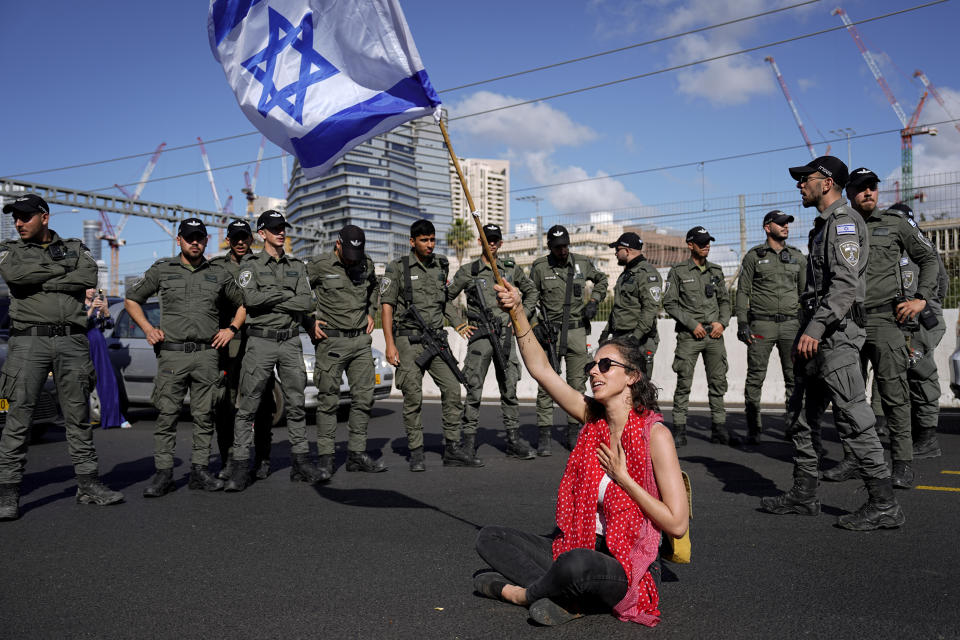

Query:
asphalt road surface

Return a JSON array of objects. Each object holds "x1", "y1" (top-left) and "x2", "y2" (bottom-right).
[{"x1": 2, "y1": 401, "x2": 959, "y2": 639}]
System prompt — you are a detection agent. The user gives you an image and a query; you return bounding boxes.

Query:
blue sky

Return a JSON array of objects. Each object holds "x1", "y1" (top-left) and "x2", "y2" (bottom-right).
[{"x1": 1, "y1": 0, "x2": 958, "y2": 275}]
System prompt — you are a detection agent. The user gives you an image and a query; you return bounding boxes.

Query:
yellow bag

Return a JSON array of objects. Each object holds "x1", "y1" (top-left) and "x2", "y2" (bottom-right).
[{"x1": 660, "y1": 470, "x2": 692, "y2": 564}]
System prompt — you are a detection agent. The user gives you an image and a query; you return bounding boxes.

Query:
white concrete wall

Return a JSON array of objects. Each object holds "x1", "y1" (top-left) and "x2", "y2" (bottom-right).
[{"x1": 372, "y1": 308, "x2": 960, "y2": 408}]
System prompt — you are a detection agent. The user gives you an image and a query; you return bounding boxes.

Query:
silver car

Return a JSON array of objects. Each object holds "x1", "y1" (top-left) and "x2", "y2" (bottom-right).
[{"x1": 103, "y1": 301, "x2": 393, "y2": 422}]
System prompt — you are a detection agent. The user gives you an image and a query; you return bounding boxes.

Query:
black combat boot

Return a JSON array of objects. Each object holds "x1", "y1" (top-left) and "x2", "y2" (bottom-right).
[
  {"x1": 505, "y1": 429, "x2": 535, "y2": 460},
  {"x1": 912, "y1": 429, "x2": 942, "y2": 459},
  {"x1": 537, "y1": 427, "x2": 553, "y2": 457},
  {"x1": 76, "y1": 474, "x2": 125, "y2": 506},
  {"x1": 408, "y1": 446, "x2": 426, "y2": 472},
  {"x1": 891, "y1": 460, "x2": 914, "y2": 490},
  {"x1": 710, "y1": 423, "x2": 742, "y2": 447},
  {"x1": 760, "y1": 475, "x2": 820, "y2": 516},
  {"x1": 290, "y1": 453, "x2": 330, "y2": 484},
  {"x1": 821, "y1": 455, "x2": 860, "y2": 482},
  {"x1": 217, "y1": 455, "x2": 233, "y2": 481},
  {"x1": 837, "y1": 477, "x2": 905, "y2": 530},
  {"x1": 224, "y1": 459, "x2": 250, "y2": 492},
  {"x1": 672, "y1": 423, "x2": 687, "y2": 448},
  {"x1": 143, "y1": 468, "x2": 175, "y2": 498},
  {"x1": 745, "y1": 407, "x2": 762, "y2": 445},
  {"x1": 317, "y1": 454, "x2": 336, "y2": 477},
  {"x1": 253, "y1": 458, "x2": 271, "y2": 480},
  {"x1": 189, "y1": 465, "x2": 225, "y2": 491},
  {"x1": 443, "y1": 440, "x2": 484, "y2": 467},
  {"x1": 462, "y1": 434, "x2": 483, "y2": 465},
  {"x1": 346, "y1": 451, "x2": 387, "y2": 473},
  {"x1": 0, "y1": 483, "x2": 21, "y2": 521},
  {"x1": 564, "y1": 425, "x2": 582, "y2": 450}
]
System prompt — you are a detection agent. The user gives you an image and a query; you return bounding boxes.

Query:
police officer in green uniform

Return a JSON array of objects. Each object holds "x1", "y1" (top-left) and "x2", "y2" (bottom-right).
[
  {"x1": 889, "y1": 203, "x2": 946, "y2": 459},
  {"x1": 210, "y1": 220, "x2": 275, "y2": 482},
  {"x1": 306, "y1": 224, "x2": 386, "y2": 476},
  {"x1": 664, "y1": 226, "x2": 737, "y2": 447},
  {"x1": 736, "y1": 211, "x2": 806, "y2": 444},
  {"x1": 381, "y1": 219, "x2": 478, "y2": 472},
  {"x1": 760, "y1": 156, "x2": 903, "y2": 530},
  {"x1": 601, "y1": 232, "x2": 661, "y2": 380},
  {"x1": 528, "y1": 225, "x2": 608, "y2": 453},
  {"x1": 0, "y1": 194, "x2": 124, "y2": 520},
  {"x1": 821, "y1": 169, "x2": 939, "y2": 489},
  {"x1": 447, "y1": 223, "x2": 538, "y2": 460},
  {"x1": 225, "y1": 210, "x2": 318, "y2": 492},
  {"x1": 126, "y1": 218, "x2": 245, "y2": 497}
]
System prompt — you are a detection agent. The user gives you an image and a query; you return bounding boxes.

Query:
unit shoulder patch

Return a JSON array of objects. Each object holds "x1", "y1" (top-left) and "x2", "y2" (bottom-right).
[{"x1": 838, "y1": 241, "x2": 860, "y2": 267}]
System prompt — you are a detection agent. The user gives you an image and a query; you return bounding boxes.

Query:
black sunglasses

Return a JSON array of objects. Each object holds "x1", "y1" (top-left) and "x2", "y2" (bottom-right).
[
  {"x1": 11, "y1": 211, "x2": 40, "y2": 223},
  {"x1": 797, "y1": 174, "x2": 827, "y2": 185},
  {"x1": 583, "y1": 357, "x2": 633, "y2": 376}
]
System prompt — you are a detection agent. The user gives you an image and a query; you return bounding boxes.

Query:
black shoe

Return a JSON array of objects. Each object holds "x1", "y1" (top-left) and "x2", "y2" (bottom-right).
[
  {"x1": 913, "y1": 433, "x2": 942, "y2": 459},
  {"x1": 672, "y1": 424, "x2": 687, "y2": 448},
  {"x1": 710, "y1": 424, "x2": 742, "y2": 447},
  {"x1": 529, "y1": 598, "x2": 584, "y2": 626},
  {"x1": 822, "y1": 456, "x2": 860, "y2": 483},
  {"x1": 216, "y1": 456, "x2": 233, "y2": 481},
  {"x1": 290, "y1": 453, "x2": 331, "y2": 484},
  {"x1": 443, "y1": 441, "x2": 484, "y2": 467},
  {"x1": 143, "y1": 468, "x2": 176, "y2": 498},
  {"x1": 505, "y1": 429, "x2": 535, "y2": 460},
  {"x1": 254, "y1": 459, "x2": 271, "y2": 480},
  {"x1": 760, "y1": 476, "x2": 820, "y2": 516},
  {"x1": 746, "y1": 427, "x2": 761, "y2": 445},
  {"x1": 891, "y1": 460, "x2": 914, "y2": 490},
  {"x1": 77, "y1": 474, "x2": 125, "y2": 506},
  {"x1": 462, "y1": 434, "x2": 483, "y2": 465},
  {"x1": 537, "y1": 427, "x2": 553, "y2": 457},
  {"x1": 0, "y1": 483, "x2": 21, "y2": 521},
  {"x1": 409, "y1": 446, "x2": 426, "y2": 472},
  {"x1": 189, "y1": 465, "x2": 225, "y2": 491},
  {"x1": 346, "y1": 451, "x2": 387, "y2": 473},
  {"x1": 224, "y1": 460, "x2": 250, "y2": 492},
  {"x1": 316, "y1": 454, "x2": 338, "y2": 477},
  {"x1": 473, "y1": 571, "x2": 507, "y2": 600},
  {"x1": 837, "y1": 477, "x2": 905, "y2": 530},
  {"x1": 564, "y1": 425, "x2": 581, "y2": 451}
]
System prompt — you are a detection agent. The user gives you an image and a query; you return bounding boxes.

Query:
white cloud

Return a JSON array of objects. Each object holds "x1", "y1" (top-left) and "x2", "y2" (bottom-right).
[
  {"x1": 671, "y1": 34, "x2": 774, "y2": 106},
  {"x1": 446, "y1": 91, "x2": 597, "y2": 151},
  {"x1": 523, "y1": 151, "x2": 643, "y2": 214},
  {"x1": 624, "y1": 132, "x2": 636, "y2": 152}
]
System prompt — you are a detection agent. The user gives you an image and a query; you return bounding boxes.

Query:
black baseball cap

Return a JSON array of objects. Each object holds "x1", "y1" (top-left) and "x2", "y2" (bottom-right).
[
  {"x1": 888, "y1": 202, "x2": 914, "y2": 218},
  {"x1": 178, "y1": 218, "x2": 208, "y2": 237},
  {"x1": 608, "y1": 232, "x2": 643, "y2": 250},
  {"x1": 226, "y1": 219, "x2": 253, "y2": 239},
  {"x1": 339, "y1": 224, "x2": 365, "y2": 261},
  {"x1": 686, "y1": 226, "x2": 715, "y2": 246},
  {"x1": 3, "y1": 193, "x2": 49, "y2": 215},
  {"x1": 763, "y1": 210, "x2": 795, "y2": 226},
  {"x1": 846, "y1": 167, "x2": 880, "y2": 191},
  {"x1": 257, "y1": 209, "x2": 291, "y2": 232},
  {"x1": 788, "y1": 155, "x2": 849, "y2": 188},
  {"x1": 547, "y1": 225, "x2": 570, "y2": 248},
  {"x1": 482, "y1": 223, "x2": 502, "y2": 242}
]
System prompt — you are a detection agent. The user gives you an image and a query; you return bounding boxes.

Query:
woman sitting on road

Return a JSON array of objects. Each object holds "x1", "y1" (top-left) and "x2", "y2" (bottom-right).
[{"x1": 473, "y1": 280, "x2": 688, "y2": 627}]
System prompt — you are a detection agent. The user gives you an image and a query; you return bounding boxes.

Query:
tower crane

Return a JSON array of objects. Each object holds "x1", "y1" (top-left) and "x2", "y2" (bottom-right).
[
  {"x1": 198, "y1": 136, "x2": 239, "y2": 248},
  {"x1": 765, "y1": 56, "x2": 819, "y2": 160},
  {"x1": 242, "y1": 135, "x2": 267, "y2": 215},
  {"x1": 832, "y1": 7, "x2": 936, "y2": 203},
  {"x1": 913, "y1": 70, "x2": 960, "y2": 136}
]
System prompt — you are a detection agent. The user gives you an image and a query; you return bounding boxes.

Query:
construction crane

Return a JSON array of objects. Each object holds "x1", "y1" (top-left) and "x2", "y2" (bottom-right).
[
  {"x1": 913, "y1": 70, "x2": 960, "y2": 136},
  {"x1": 242, "y1": 135, "x2": 267, "y2": 215},
  {"x1": 765, "y1": 56, "x2": 819, "y2": 160},
  {"x1": 832, "y1": 7, "x2": 936, "y2": 203},
  {"x1": 198, "y1": 135, "x2": 240, "y2": 248}
]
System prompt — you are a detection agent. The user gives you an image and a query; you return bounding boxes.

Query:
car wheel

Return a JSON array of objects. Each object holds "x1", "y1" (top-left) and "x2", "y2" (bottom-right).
[
  {"x1": 270, "y1": 379, "x2": 285, "y2": 427},
  {"x1": 88, "y1": 389, "x2": 101, "y2": 424}
]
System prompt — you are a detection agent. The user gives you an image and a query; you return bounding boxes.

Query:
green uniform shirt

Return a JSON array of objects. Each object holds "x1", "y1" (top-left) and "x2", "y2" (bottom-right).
[
  {"x1": 608, "y1": 255, "x2": 661, "y2": 336},
  {"x1": 380, "y1": 250, "x2": 464, "y2": 330},
  {"x1": 210, "y1": 252, "x2": 246, "y2": 327},
  {"x1": 306, "y1": 251, "x2": 377, "y2": 331},
  {"x1": 126, "y1": 256, "x2": 243, "y2": 343},
  {"x1": 448, "y1": 256, "x2": 538, "y2": 324},
  {"x1": 735, "y1": 241, "x2": 807, "y2": 324},
  {"x1": 663, "y1": 258, "x2": 730, "y2": 332},
  {"x1": 235, "y1": 251, "x2": 313, "y2": 330},
  {"x1": 0, "y1": 231, "x2": 97, "y2": 329},
  {"x1": 862, "y1": 207, "x2": 938, "y2": 309},
  {"x1": 528, "y1": 252, "x2": 608, "y2": 324}
]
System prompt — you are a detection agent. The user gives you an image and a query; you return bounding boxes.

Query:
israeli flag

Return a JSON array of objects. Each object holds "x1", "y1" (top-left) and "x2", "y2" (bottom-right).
[{"x1": 208, "y1": 0, "x2": 441, "y2": 179}]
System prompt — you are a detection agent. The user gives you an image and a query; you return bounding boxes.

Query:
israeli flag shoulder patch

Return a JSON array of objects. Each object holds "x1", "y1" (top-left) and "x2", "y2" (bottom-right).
[{"x1": 836, "y1": 223, "x2": 856, "y2": 235}]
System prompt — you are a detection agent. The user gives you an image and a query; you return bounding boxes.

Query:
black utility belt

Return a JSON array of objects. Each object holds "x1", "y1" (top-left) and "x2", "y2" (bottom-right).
[
  {"x1": 160, "y1": 341, "x2": 213, "y2": 353},
  {"x1": 749, "y1": 313, "x2": 798, "y2": 322},
  {"x1": 546, "y1": 319, "x2": 583, "y2": 329},
  {"x1": 323, "y1": 328, "x2": 365, "y2": 338},
  {"x1": 865, "y1": 302, "x2": 897, "y2": 316},
  {"x1": 609, "y1": 329, "x2": 634, "y2": 337},
  {"x1": 247, "y1": 326, "x2": 298, "y2": 341},
  {"x1": 11, "y1": 323, "x2": 86, "y2": 337}
]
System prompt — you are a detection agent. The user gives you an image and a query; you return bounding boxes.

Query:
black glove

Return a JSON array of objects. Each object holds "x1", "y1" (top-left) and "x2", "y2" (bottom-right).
[
  {"x1": 583, "y1": 300, "x2": 598, "y2": 321},
  {"x1": 737, "y1": 325, "x2": 752, "y2": 344}
]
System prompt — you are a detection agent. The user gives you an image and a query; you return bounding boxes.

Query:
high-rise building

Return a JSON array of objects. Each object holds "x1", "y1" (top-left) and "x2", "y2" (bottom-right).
[
  {"x1": 83, "y1": 219, "x2": 102, "y2": 260},
  {"x1": 285, "y1": 115, "x2": 453, "y2": 264},
  {"x1": 450, "y1": 158, "x2": 509, "y2": 230}
]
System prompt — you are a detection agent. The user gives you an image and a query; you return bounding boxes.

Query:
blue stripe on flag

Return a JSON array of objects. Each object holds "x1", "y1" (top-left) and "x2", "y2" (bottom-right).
[
  {"x1": 210, "y1": 0, "x2": 264, "y2": 48},
  {"x1": 291, "y1": 70, "x2": 440, "y2": 172}
]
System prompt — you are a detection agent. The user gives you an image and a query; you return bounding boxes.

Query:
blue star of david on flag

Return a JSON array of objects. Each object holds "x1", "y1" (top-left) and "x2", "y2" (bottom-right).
[{"x1": 209, "y1": 0, "x2": 441, "y2": 179}]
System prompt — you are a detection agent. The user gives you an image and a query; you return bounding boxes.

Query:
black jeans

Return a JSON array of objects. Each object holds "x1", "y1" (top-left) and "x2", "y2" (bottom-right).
[{"x1": 476, "y1": 525, "x2": 630, "y2": 610}]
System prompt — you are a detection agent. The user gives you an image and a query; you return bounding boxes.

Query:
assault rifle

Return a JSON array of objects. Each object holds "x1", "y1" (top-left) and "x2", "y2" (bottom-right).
[
  {"x1": 532, "y1": 301, "x2": 561, "y2": 373},
  {"x1": 466, "y1": 280, "x2": 510, "y2": 382},
  {"x1": 405, "y1": 304, "x2": 468, "y2": 385}
]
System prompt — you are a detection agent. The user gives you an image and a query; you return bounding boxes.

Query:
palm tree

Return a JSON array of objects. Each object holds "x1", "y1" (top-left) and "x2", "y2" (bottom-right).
[{"x1": 447, "y1": 216, "x2": 474, "y2": 264}]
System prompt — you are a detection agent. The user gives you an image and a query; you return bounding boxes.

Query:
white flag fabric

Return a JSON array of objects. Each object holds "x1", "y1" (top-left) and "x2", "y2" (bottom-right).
[{"x1": 208, "y1": 0, "x2": 441, "y2": 178}]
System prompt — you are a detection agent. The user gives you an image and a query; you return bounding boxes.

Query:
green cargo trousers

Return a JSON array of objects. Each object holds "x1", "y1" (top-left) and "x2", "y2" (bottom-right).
[
  {"x1": 395, "y1": 334, "x2": 463, "y2": 450},
  {"x1": 151, "y1": 348, "x2": 221, "y2": 469},
  {"x1": 906, "y1": 319, "x2": 945, "y2": 437},
  {"x1": 0, "y1": 334, "x2": 98, "y2": 483},
  {"x1": 787, "y1": 323, "x2": 887, "y2": 480},
  {"x1": 860, "y1": 313, "x2": 912, "y2": 462},
  {"x1": 461, "y1": 331, "x2": 520, "y2": 435},
  {"x1": 536, "y1": 327, "x2": 590, "y2": 428},
  {"x1": 744, "y1": 319, "x2": 799, "y2": 430},
  {"x1": 233, "y1": 335, "x2": 306, "y2": 460},
  {"x1": 672, "y1": 332, "x2": 728, "y2": 427},
  {"x1": 314, "y1": 333, "x2": 374, "y2": 455},
  {"x1": 215, "y1": 341, "x2": 274, "y2": 465}
]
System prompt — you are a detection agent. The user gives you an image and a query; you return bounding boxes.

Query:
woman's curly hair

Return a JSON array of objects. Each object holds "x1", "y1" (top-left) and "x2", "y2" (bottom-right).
[{"x1": 585, "y1": 335, "x2": 660, "y2": 421}]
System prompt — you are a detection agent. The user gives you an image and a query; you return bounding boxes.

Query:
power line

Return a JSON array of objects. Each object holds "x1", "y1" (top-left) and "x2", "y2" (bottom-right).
[{"x1": 438, "y1": 0, "x2": 823, "y2": 93}]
